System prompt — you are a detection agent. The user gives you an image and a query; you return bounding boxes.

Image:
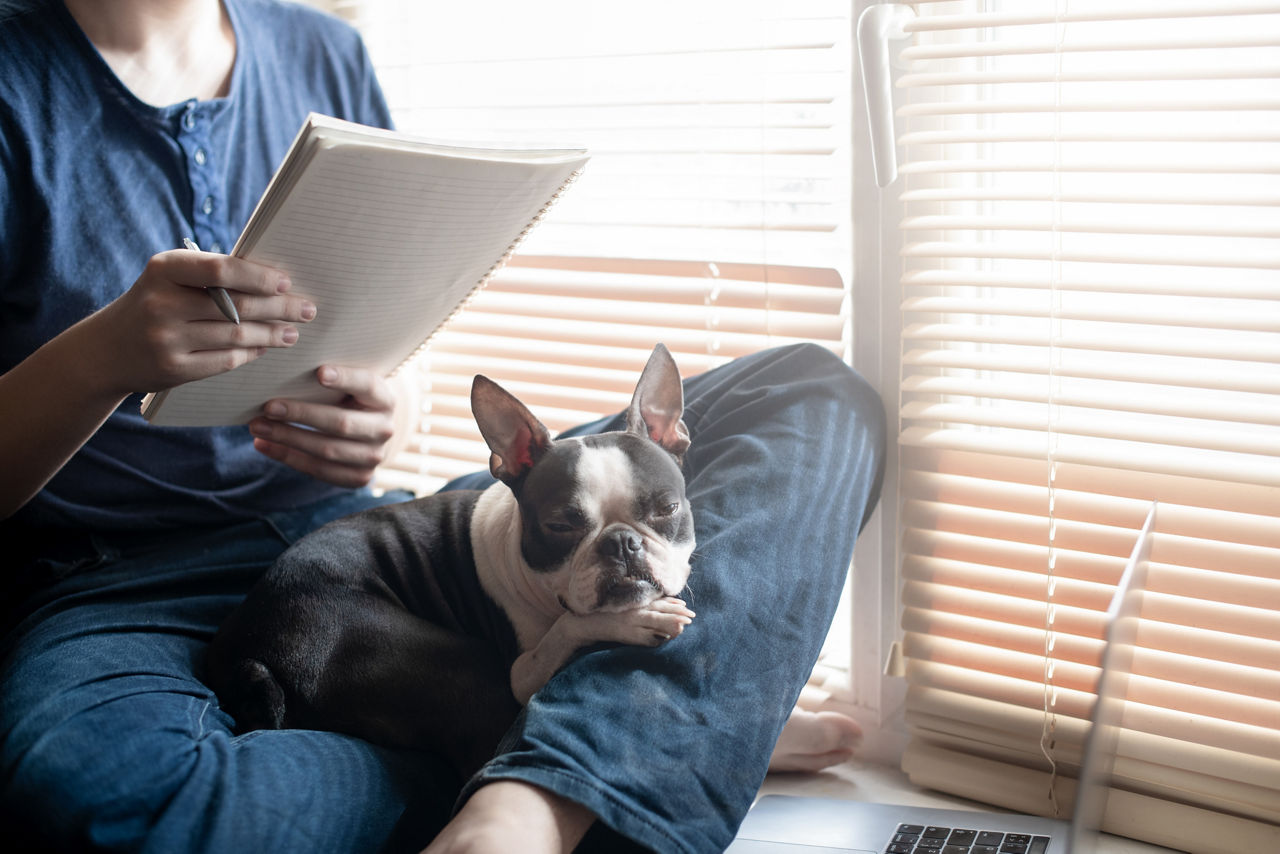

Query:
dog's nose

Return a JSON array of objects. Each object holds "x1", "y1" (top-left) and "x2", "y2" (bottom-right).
[
  {"x1": 600, "y1": 529, "x2": 643, "y2": 561},
  {"x1": 602, "y1": 531, "x2": 642, "y2": 557}
]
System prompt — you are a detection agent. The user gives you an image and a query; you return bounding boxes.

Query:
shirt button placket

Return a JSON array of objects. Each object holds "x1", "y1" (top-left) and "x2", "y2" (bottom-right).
[{"x1": 180, "y1": 99, "x2": 220, "y2": 252}]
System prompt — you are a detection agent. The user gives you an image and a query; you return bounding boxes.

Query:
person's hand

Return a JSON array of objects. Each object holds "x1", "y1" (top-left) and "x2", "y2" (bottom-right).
[
  {"x1": 248, "y1": 365, "x2": 400, "y2": 488},
  {"x1": 84, "y1": 248, "x2": 314, "y2": 395}
]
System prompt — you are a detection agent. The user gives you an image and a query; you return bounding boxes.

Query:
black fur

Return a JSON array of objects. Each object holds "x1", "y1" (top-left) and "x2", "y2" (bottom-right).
[{"x1": 206, "y1": 491, "x2": 520, "y2": 776}]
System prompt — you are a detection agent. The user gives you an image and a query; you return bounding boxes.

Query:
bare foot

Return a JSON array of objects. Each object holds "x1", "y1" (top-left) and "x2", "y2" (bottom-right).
[
  {"x1": 422, "y1": 781, "x2": 595, "y2": 854},
  {"x1": 768, "y1": 708, "x2": 863, "y2": 772}
]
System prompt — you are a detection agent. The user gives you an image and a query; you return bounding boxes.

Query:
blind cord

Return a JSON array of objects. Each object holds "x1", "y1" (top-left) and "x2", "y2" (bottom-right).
[{"x1": 1038, "y1": 0, "x2": 1068, "y2": 820}]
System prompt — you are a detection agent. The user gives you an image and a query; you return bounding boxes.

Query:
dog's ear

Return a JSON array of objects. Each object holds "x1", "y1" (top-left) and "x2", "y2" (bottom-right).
[
  {"x1": 625, "y1": 343, "x2": 690, "y2": 464},
  {"x1": 471, "y1": 375, "x2": 553, "y2": 486}
]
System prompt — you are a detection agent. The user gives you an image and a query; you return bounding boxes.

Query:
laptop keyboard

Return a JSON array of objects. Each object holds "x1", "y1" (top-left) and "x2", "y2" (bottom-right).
[{"x1": 885, "y1": 824, "x2": 1052, "y2": 854}]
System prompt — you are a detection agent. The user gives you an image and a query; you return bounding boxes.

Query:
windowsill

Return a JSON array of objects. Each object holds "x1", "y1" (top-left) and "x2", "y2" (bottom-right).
[{"x1": 753, "y1": 758, "x2": 1179, "y2": 854}]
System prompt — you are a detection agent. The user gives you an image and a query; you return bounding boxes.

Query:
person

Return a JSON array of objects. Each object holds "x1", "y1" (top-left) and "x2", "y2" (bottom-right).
[{"x1": 0, "y1": 1, "x2": 887, "y2": 852}]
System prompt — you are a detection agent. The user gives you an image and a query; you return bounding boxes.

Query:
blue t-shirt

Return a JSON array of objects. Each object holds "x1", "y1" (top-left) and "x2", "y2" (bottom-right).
[{"x1": 0, "y1": 0, "x2": 394, "y2": 535}]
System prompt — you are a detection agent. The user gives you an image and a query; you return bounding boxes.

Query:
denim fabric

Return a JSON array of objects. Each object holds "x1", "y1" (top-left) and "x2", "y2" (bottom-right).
[
  {"x1": 0, "y1": 344, "x2": 886, "y2": 853},
  {"x1": 461, "y1": 343, "x2": 887, "y2": 853},
  {"x1": 0, "y1": 489, "x2": 440, "y2": 853}
]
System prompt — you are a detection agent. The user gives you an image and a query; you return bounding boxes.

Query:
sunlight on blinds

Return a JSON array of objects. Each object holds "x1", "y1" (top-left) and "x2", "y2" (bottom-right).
[
  {"x1": 342, "y1": 0, "x2": 854, "y2": 493},
  {"x1": 894, "y1": 2, "x2": 1280, "y2": 851}
]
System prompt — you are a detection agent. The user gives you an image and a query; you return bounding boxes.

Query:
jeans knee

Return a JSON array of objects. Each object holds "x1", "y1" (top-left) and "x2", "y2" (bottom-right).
[
  {"x1": 772, "y1": 343, "x2": 886, "y2": 449},
  {"x1": 1, "y1": 690, "x2": 217, "y2": 850},
  {"x1": 840, "y1": 360, "x2": 888, "y2": 470},
  {"x1": 768, "y1": 343, "x2": 887, "y2": 525}
]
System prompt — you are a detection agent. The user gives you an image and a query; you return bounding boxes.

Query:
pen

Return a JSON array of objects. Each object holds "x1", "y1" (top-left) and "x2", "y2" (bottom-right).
[{"x1": 182, "y1": 238, "x2": 241, "y2": 325}]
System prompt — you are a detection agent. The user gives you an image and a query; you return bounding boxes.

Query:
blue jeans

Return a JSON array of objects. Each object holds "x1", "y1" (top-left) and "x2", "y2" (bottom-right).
[{"x1": 0, "y1": 344, "x2": 885, "y2": 854}]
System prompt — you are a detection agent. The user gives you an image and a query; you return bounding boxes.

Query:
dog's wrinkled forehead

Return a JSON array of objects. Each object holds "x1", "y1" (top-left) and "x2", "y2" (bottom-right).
[
  {"x1": 521, "y1": 432, "x2": 684, "y2": 517},
  {"x1": 516, "y1": 432, "x2": 691, "y2": 574}
]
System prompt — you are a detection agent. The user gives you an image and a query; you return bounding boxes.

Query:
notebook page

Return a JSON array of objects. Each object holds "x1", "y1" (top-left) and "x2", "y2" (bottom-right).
[
  {"x1": 145, "y1": 140, "x2": 586, "y2": 426},
  {"x1": 304, "y1": 112, "x2": 587, "y2": 163}
]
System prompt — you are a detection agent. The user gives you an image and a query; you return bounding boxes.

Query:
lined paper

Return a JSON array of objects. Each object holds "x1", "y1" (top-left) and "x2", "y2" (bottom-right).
[{"x1": 142, "y1": 116, "x2": 587, "y2": 426}]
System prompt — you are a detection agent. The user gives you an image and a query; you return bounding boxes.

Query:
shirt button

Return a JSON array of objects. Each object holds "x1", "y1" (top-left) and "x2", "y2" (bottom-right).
[
  {"x1": 183, "y1": 107, "x2": 197, "y2": 130},
  {"x1": 210, "y1": 242, "x2": 224, "y2": 254},
  {"x1": 194, "y1": 148, "x2": 207, "y2": 166},
  {"x1": 201, "y1": 195, "x2": 215, "y2": 215}
]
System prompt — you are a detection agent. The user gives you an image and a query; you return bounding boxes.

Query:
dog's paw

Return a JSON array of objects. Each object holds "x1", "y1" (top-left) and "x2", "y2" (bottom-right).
[{"x1": 610, "y1": 595, "x2": 696, "y2": 647}]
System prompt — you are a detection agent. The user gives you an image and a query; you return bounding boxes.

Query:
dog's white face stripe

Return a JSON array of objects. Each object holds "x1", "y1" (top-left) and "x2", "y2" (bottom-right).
[{"x1": 573, "y1": 445, "x2": 636, "y2": 525}]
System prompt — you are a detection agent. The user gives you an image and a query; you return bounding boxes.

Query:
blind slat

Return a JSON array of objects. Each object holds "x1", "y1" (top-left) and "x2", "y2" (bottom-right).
[
  {"x1": 902, "y1": 401, "x2": 1280, "y2": 458},
  {"x1": 902, "y1": 375, "x2": 1280, "y2": 427},
  {"x1": 900, "y1": 426, "x2": 1280, "y2": 488},
  {"x1": 903, "y1": 3, "x2": 1280, "y2": 32},
  {"x1": 901, "y1": 349, "x2": 1280, "y2": 395},
  {"x1": 897, "y1": 98, "x2": 1280, "y2": 116},
  {"x1": 897, "y1": 66, "x2": 1280, "y2": 87},
  {"x1": 901, "y1": 268, "x2": 1280, "y2": 299},
  {"x1": 900, "y1": 214, "x2": 1280, "y2": 240},
  {"x1": 903, "y1": 295, "x2": 1280, "y2": 332},
  {"x1": 900, "y1": 31, "x2": 1280, "y2": 62}
]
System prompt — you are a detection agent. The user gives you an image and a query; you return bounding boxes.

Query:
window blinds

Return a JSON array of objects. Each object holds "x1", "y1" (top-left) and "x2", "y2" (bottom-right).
[
  {"x1": 893, "y1": 2, "x2": 1280, "y2": 851},
  {"x1": 334, "y1": 0, "x2": 854, "y2": 494}
]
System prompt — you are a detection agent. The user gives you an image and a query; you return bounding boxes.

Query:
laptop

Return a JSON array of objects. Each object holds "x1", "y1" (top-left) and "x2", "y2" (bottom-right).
[{"x1": 727, "y1": 502, "x2": 1157, "y2": 854}]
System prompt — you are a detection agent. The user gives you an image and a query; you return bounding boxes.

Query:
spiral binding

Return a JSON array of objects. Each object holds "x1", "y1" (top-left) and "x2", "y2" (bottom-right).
[{"x1": 388, "y1": 166, "x2": 586, "y2": 378}]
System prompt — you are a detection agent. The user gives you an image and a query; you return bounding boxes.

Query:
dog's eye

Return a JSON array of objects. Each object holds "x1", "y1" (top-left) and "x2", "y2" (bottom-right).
[
  {"x1": 542, "y1": 506, "x2": 585, "y2": 535},
  {"x1": 658, "y1": 502, "x2": 680, "y2": 516}
]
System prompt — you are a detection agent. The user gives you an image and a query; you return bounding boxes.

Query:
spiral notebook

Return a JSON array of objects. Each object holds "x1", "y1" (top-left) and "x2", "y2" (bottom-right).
[{"x1": 141, "y1": 113, "x2": 588, "y2": 427}]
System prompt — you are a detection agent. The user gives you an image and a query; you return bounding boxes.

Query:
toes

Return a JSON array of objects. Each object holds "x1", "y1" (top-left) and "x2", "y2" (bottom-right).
[
  {"x1": 768, "y1": 747, "x2": 857, "y2": 773},
  {"x1": 651, "y1": 597, "x2": 696, "y2": 619},
  {"x1": 769, "y1": 709, "x2": 863, "y2": 773}
]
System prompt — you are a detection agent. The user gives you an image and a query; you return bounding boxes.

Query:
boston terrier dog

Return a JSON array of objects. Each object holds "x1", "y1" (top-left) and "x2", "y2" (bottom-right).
[
  {"x1": 207, "y1": 343, "x2": 858, "y2": 777},
  {"x1": 207, "y1": 344, "x2": 697, "y2": 774}
]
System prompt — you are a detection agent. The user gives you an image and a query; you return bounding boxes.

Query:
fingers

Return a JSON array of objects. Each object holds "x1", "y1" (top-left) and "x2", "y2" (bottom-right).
[
  {"x1": 191, "y1": 292, "x2": 317, "y2": 325},
  {"x1": 250, "y1": 433, "x2": 379, "y2": 488},
  {"x1": 141, "y1": 253, "x2": 311, "y2": 368},
  {"x1": 169, "y1": 247, "x2": 292, "y2": 298},
  {"x1": 312, "y1": 365, "x2": 397, "y2": 413},
  {"x1": 249, "y1": 366, "x2": 400, "y2": 488},
  {"x1": 249, "y1": 367, "x2": 395, "y2": 456},
  {"x1": 253, "y1": 379, "x2": 396, "y2": 443},
  {"x1": 179, "y1": 316, "x2": 303, "y2": 353},
  {"x1": 85, "y1": 249, "x2": 324, "y2": 397},
  {"x1": 164, "y1": 251, "x2": 315, "y2": 326},
  {"x1": 250, "y1": 409, "x2": 389, "y2": 467},
  {"x1": 164, "y1": 248, "x2": 317, "y2": 326}
]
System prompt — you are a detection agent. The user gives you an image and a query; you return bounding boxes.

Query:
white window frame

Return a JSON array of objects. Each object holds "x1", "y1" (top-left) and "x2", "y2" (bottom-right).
[{"x1": 836, "y1": 0, "x2": 909, "y2": 765}]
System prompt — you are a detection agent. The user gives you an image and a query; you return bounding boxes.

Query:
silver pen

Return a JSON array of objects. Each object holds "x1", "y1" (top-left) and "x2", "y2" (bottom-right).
[{"x1": 182, "y1": 238, "x2": 241, "y2": 325}]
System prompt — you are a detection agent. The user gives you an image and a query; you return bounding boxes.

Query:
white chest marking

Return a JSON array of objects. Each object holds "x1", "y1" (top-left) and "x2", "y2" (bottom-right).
[{"x1": 471, "y1": 485, "x2": 560, "y2": 651}]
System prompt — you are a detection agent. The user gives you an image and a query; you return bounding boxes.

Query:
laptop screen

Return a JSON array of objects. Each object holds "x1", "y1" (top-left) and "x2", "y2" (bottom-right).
[{"x1": 1066, "y1": 501, "x2": 1157, "y2": 851}]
